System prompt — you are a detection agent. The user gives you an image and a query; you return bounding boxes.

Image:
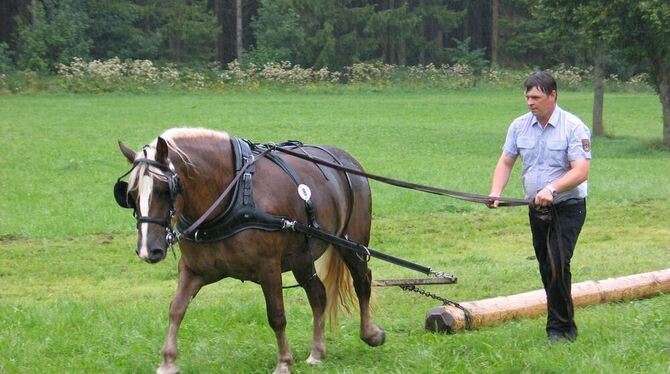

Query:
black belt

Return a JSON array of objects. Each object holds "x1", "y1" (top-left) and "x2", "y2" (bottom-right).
[{"x1": 555, "y1": 198, "x2": 585, "y2": 207}]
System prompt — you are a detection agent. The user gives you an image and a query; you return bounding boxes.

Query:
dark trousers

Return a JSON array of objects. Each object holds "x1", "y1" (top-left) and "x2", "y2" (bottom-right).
[{"x1": 528, "y1": 199, "x2": 586, "y2": 339}]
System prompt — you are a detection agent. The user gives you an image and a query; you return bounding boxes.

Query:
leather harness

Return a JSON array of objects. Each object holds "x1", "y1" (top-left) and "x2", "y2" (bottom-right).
[{"x1": 176, "y1": 137, "x2": 324, "y2": 242}]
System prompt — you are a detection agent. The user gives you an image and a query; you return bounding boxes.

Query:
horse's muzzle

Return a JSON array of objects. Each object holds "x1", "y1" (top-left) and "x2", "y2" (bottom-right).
[{"x1": 137, "y1": 247, "x2": 167, "y2": 263}]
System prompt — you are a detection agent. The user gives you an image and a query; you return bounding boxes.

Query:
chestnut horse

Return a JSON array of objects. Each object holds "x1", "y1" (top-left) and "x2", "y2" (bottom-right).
[{"x1": 115, "y1": 128, "x2": 384, "y2": 373}]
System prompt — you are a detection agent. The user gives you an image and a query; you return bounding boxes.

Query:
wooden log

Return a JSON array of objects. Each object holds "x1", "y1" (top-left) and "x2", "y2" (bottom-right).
[{"x1": 425, "y1": 268, "x2": 670, "y2": 333}]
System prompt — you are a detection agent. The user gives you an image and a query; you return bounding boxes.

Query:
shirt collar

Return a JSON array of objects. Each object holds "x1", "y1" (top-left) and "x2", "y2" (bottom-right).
[{"x1": 532, "y1": 105, "x2": 561, "y2": 128}]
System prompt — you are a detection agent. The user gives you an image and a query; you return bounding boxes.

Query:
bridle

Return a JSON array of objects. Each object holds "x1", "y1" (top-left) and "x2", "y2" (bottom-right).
[{"x1": 113, "y1": 146, "x2": 181, "y2": 246}]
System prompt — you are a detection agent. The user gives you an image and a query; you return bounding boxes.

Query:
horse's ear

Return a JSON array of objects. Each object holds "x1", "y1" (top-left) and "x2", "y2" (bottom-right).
[
  {"x1": 156, "y1": 137, "x2": 169, "y2": 164},
  {"x1": 118, "y1": 141, "x2": 136, "y2": 163}
]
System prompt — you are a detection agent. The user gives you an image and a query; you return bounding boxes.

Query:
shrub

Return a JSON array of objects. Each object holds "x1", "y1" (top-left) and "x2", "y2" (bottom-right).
[
  {"x1": 0, "y1": 43, "x2": 14, "y2": 74},
  {"x1": 4, "y1": 56, "x2": 651, "y2": 94}
]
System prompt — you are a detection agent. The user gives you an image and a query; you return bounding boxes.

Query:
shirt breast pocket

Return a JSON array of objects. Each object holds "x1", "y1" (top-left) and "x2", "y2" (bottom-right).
[
  {"x1": 517, "y1": 137, "x2": 536, "y2": 159},
  {"x1": 547, "y1": 140, "x2": 568, "y2": 167}
]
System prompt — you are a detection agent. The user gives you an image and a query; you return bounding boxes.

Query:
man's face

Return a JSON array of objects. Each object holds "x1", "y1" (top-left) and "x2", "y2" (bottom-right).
[{"x1": 525, "y1": 86, "x2": 556, "y2": 120}]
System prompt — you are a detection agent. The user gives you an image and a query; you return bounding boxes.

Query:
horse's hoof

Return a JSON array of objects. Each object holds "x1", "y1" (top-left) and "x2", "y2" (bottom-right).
[
  {"x1": 305, "y1": 354, "x2": 323, "y2": 366},
  {"x1": 272, "y1": 362, "x2": 291, "y2": 374},
  {"x1": 363, "y1": 327, "x2": 386, "y2": 347},
  {"x1": 156, "y1": 363, "x2": 180, "y2": 374}
]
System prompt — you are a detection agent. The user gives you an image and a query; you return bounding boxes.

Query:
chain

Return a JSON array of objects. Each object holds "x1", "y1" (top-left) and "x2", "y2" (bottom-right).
[{"x1": 398, "y1": 281, "x2": 473, "y2": 330}]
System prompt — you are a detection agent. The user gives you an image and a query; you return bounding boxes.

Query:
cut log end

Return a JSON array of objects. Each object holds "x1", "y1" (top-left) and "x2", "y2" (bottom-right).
[{"x1": 425, "y1": 306, "x2": 456, "y2": 334}]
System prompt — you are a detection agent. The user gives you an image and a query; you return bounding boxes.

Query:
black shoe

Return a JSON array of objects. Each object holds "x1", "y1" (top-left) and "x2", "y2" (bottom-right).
[{"x1": 548, "y1": 332, "x2": 575, "y2": 344}]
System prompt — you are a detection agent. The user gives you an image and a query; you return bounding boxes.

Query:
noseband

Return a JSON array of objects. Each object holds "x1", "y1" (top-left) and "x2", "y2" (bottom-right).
[{"x1": 114, "y1": 147, "x2": 181, "y2": 246}]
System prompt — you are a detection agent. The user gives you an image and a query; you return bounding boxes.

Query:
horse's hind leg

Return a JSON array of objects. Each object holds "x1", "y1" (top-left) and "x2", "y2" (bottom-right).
[
  {"x1": 337, "y1": 248, "x2": 386, "y2": 347},
  {"x1": 157, "y1": 261, "x2": 204, "y2": 374},
  {"x1": 292, "y1": 257, "x2": 326, "y2": 366}
]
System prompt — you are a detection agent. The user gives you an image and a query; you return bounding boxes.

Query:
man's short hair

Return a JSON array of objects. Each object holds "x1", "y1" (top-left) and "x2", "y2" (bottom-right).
[{"x1": 524, "y1": 71, "x2": 557, "y2": 95}]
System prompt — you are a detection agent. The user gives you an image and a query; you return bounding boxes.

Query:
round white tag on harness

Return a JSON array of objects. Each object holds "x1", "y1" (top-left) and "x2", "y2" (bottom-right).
[{"x1": 297, "y1": 184, "x2": 312, "y2": 201}]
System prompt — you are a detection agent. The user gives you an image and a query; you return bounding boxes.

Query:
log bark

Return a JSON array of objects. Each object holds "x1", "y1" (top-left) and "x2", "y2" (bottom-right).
[{"x1": 425, "y1": 268, "x2": 670, "y2": 333}]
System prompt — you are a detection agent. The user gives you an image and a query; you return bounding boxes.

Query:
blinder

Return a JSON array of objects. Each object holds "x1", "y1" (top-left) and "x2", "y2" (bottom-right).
[{"x1": 114, "y1": 180, "x2": 133, "y2": 209}]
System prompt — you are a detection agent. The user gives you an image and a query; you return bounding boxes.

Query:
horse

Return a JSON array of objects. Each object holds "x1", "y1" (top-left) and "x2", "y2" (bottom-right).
[{"x1": 114, "y1": 128, "x2": 385, "y2": 374}]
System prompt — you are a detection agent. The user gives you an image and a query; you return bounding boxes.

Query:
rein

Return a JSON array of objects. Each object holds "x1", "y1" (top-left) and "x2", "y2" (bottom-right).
[
  {"x1": 179, "y1": 143, "x2": 529, "y2": 240},
  {"x1": 272, "y1": 147, "x2": 530, "y2": 207}
]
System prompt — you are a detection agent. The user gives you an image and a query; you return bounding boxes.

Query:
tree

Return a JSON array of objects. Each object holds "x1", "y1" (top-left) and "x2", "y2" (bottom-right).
[
  {"x1": 610, "y1": 0, "x2": 670, "y2": 147},
  {"x1": 539, "y1": 0, "x2": 670, "y2": 146},
  {"x1": 249, "y1": 0, "x2": 306, "y2": 64},
  {"x1": 87, "y1": 0, "x2": 161, "y2": 60},
  {"x1": 497, "y1": 0, "x2": 590, "y2": 68},
  {"x1": 15, "y1": 0, "x2": 91, "y2": 71},
  {"x1": 410, "y1": 0, "x2": 464, "y2": 65},
  {"x1": 366, "y1": 2, "x2": 419, "y2": 65},
  {"x1": 490, "y1": 0, "x2": 498, "y2": 66},
  {"x1": 236, "y1": 0, "x2": 243, "y2": 61},
  {"x1": 155, "y1": 0, "x2": 217, "y2": 63}
]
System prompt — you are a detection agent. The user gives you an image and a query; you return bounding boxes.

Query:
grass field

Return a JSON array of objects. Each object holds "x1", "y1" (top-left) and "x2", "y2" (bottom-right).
[{"x1": 0, "y1": 89, "x2": 669, "y2": 373}]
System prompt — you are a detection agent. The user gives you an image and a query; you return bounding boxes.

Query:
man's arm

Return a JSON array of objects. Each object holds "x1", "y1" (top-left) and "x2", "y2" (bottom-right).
[
  {"x1": 534, "y1": 159, "x2": 590, "y2": 207},
  {"x1": 488, "y1": 153, "x2": 516, "y2": 208}
]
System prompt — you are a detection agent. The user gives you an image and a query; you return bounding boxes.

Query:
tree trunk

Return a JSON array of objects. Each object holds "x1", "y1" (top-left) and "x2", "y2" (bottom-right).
[
  {"x1": 397, "y1": 38, "x2": 406, "y2": 66},
  {"x1": 592, "y1": 43, "x2": 606, "y2": 137},
  {"x1": 656, "y1": 59, "x2": 670, "y2": 148},
  {"x1": 236, "y1": 0, "x2": 243, "y2": 61},
  {"x1": 490, "y1": 0, "x2": 498, "y2": 66},
  {"x1": 214, "y1": 0, "x2": 224, "y2": 62}
]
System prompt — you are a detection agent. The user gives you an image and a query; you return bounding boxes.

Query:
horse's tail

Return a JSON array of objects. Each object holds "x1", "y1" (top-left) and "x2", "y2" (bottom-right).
[{"x1": 316, "y1": 247, "x2": 357, "y2": 329}]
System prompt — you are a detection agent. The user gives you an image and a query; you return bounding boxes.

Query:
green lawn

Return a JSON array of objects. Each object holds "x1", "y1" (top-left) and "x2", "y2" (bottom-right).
[{"x1": 0, "y1": 89, "x2": 668, "y2": 373}]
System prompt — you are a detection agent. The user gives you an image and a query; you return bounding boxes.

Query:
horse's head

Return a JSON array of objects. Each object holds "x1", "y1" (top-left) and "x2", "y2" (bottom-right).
[{"x1": 114, "y1": 137, "x2": 180, "y2": 263}]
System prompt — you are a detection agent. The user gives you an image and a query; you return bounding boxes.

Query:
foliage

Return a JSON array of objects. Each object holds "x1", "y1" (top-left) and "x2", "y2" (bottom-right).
[
  {"x1": 448, "y1": 37, "x2": 488, "y2": 76},
  {"x1": 537, "y1": 0, "x2": 670, "y2": 146},
  {"x1": 86, "y1": 0, "x2": 161, "y2": 60},
  {"x1": 496, "y1": 0, "x2": 565, "y2": 68},
  {"x1": 0, "y1": 0, "x2": 665, "y2": 84},
  {"x1": 0, "y1": 57, "x2": 650, "y2": 94},
  {"x1": 248, "y1": 0, "x2": 307, "y2": 66},
  {"x1": 0, "y1": 43, "x2": 13, "y2": 74},
  {"x1": 15, "y1": 0, "x2": 92, "y2": 72},
  {"x1": 154, "y1": 0, "x2": 217, "y2": 63},
  {"x1": 289, "y1": 0, "x2": 379, "y2": 69}
]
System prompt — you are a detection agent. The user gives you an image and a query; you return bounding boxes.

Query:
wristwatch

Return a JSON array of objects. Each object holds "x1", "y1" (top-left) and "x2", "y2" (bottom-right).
[{"x1": 546, "y1": 185, "x2": 558, "y2": 197}]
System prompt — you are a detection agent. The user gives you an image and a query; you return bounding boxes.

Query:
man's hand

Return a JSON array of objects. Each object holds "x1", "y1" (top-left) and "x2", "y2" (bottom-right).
[
  {"x1": 534, "y1": 186, "x2": 554, "y2": 208},
  {"x1": 487, "y1": 196, "x2": 499, "y2": 209}
]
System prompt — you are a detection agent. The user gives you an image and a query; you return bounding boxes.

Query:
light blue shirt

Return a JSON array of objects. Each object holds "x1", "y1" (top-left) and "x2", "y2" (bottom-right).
[{"x1": 502, "y1": 105, "x2": 592, "y2": 202}]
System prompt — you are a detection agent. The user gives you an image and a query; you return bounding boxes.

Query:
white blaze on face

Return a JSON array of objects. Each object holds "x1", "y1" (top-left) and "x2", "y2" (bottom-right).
[
  {"x1": 137, "y1": 175, "x2": 154, "y2": 259},
  {"x1": 137, "y1": 148, "x2": 157, "y2": 260}
]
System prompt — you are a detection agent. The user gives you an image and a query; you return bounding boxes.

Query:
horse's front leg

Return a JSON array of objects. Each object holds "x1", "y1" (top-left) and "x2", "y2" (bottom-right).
[
  {"x1": 260, "y1": 267, "x2": 293, "y2": 374},
  {"x1": 157, "y1": 262, "x2": 204, "y2": 374}
]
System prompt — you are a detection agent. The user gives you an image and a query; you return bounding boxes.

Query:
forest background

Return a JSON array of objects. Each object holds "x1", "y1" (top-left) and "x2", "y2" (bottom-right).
[{"x1": 0, "y1": 0, "x2": 669, "y2": 146}]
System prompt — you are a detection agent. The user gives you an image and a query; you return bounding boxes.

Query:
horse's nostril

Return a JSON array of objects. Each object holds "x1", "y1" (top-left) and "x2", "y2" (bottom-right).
[{"x1": 150, "y1": 248, "x2": 165, "y2": 260}]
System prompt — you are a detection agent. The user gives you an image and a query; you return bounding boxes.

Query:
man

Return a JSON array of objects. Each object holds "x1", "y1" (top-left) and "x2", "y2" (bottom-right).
[{"x1": 488, "y1": 71, "x2": 591, "y2": 343}]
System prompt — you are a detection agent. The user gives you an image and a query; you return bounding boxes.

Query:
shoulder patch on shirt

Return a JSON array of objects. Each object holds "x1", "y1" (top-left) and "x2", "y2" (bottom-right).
[{"x1": 581, "y1": 139, "x2": 591, "y2": 152}]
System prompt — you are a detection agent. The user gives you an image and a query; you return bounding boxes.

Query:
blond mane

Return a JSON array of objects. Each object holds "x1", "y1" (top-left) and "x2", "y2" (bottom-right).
[{"x1": 127, "y1": 127, "x2": 230, "y2": 194}]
